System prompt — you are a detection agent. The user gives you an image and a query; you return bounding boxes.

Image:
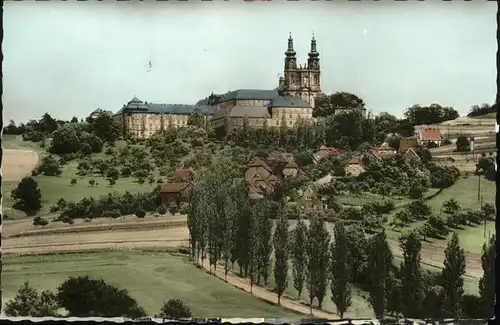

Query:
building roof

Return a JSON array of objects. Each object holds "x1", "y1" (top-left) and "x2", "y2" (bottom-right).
[
  {"x1": 419, "y1": 127, "x2": 442, "y2": 141},
  {"x1": 174, "y1": 168, "x2": 195, "y2": 180},
  {"x1": 347, "y1": 157, "x2": 362, "y2": 165},
  {"x1": 217, "y1": 89, "x2": 279, "y2": 102},
  {"x1": 320, "y1": 146, "x2": 342, "y2": 155},
  {"x1": 158, "y1": 182, "x2": 191, "y2": 193},
  {"x1": 249, "y1": 157, "x2": 273, "y2": 173},
  {"x1": 268, "y1": 96, "x2": 311, "y2": 108},
  {"x1": 403, "y1": 148, "x2": 421, "y2": 161},
  {"x1": 114, "y1": 97, "x2": 216, "y2": 117},
  {"x1": 368, "y1": 149, "x2": 384, "y2": 161}
]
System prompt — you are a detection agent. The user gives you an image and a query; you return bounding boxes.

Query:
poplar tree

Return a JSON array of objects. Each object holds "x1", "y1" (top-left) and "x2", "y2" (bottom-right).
[
  {"x1": 479, "y1": 234, "x2": 495, "y2": 317},
  {"x1": 292, "y1": 217, "x2": 308, "y2": 300},
  {"x1": 306, "y1": 215, "x2": 330, "y2": 312},
  {"x1": 330, "y1": 221, "x2": 352, "y2": 319},
  {"x1": 399, "y1": 230, "x2": 424, "y2": 318},
  {"x1": 273, "y1": 212, "x2": 289, "y2": 305},
  {"x1": 441, "y1": 233, "x2": 466, "y2": 318},
  {"x1": 248, "y1": 213, "x2": 259, "y2": 293},
  {"x1": 221, "y1": 194, "x2": 237, "y2": 282},
  {"x1": 367, "y1": 231, "x2": 393, "y2": 320},
  {"x1": 187, "y1": 183, "x2": 200, "y2": 260},
  {"x1": 257, "y1": 204, "x2": 273, "y2": 285}
]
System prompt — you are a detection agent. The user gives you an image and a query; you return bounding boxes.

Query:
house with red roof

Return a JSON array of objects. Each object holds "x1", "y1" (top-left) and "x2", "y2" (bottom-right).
[
  {"x1": 158, "y1": 182, "x2": 192, "y2": 206},
  {"x1": 418, "y1": 127, "x2": 443, "y2": 146},
  {"x1": 313, "y1": 145, "x2": 342, "y2": 164}
]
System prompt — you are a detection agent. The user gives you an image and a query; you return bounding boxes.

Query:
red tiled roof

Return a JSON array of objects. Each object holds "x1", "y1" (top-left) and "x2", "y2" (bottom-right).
[
  {"x1": 368, "y1": 149, "x2": 384, "y2": 161},
  {"x1": 249, "y1": 157, "x2": 272, "y2": 172},
  {"x1": 347, "y1": 157, "x2": 362, "y2": 165},
  {"x1": 419, "y1": 127, "x2": 442, "y2": 141},
  {"x1": 158, "y1": 182, "x2": 190, "y2": 193},
  {"x1": 174, "y1": 168, "x2": 195, "y2": 180}
]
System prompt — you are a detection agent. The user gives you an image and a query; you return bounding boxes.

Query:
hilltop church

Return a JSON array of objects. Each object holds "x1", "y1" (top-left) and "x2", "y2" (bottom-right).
[{"x1": 112, "y1": 34, "x2": 323, "y2": 138}]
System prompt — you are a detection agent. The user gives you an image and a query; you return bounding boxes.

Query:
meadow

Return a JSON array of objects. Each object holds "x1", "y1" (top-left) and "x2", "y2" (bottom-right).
[
  {"x1": 385, "y1": 176, "x2": 495, "y2": 254},
  {"x1": 2, "y1": 136, "x2": 156, "y2": 220},
  {"x1": 2, "y1": 250, "x2": 301, "y2": 318}
]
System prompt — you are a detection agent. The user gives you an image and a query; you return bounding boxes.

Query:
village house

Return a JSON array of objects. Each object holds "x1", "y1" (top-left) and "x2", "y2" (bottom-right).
[
  {"x1": 402, "y1": 147, "x2": 421, "y2": 163},
  {"x1": 313, "y1": 145, "x2": 342, "y2": 164},
  {"x1": 300, "y1": 185, "x2": 323, "y2": 210},
  {"x1": 245, "y1": 157, "x2": 279, "y2": 199},
  {"x1": 399, "y1": 136, "x2": 423, "y2": 154},
  {"x1": 345, "y1": 156, "x2": 364, "y2": 177},
  {"x1": 282, "y1": 160, "x2": 301, "y2": 177},
  {"x1": 158, "y1": 182, "x2": 192, "y2": 206},
  {"x1": 377, "y1": 142, "x2": 396, "y2": 158},
  {"x1": 418, "y1": 126, "x2": 442, "y2": 147}
]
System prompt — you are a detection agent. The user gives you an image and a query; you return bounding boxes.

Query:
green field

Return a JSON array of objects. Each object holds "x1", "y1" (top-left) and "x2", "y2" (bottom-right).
[
  {"x1": 3, "y1": 137, "x2": 156, "y2": 220},
  {"x1": 385, "y1": 177, "x2": 495, "y2": 254},
  {"x1": 2, "y1": 251, "x2": 300, "y2": 318}
]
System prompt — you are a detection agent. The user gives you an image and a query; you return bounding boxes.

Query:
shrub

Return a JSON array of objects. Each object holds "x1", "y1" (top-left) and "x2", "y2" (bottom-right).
[
  {"x1": 135, "y1": 207, "x2": 146, "y2": 218},
  {"x1": 61, "y1": 217, "x2": 74, "y2": 225},
  {"x1": 33, "y1": 216, "x2": 49, "y2": 226},
  {"x1": 102, "y1": 209, "x2": 121, "y2": 219},
  {"x1": 121, "y1": 166, "x2": 132, "y2": 177},
  {"x1": 441, "y1": 139, "x2": 452, "y2": 146},
  {"x1": 70, "y1": 178, "x2": 77, "y2": 186},
  {"x1": 409, "y1": 187, "x2": 425, "y2": 200},
  {"x1": 83, "y1": 217, "x2": 92, "y2": 223},
  {"x1": 157, "y1": 204, "x2": 168, "y2": 215}
]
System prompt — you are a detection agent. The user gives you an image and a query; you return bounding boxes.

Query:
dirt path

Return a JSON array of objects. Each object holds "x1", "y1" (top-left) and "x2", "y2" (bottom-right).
[
  {"x1": 2, "y1": 227, "x2": 189, "y2": 255},
  {"x1": 198, "y1": 259, "x2": 339, "y2": 319},
  {"x1": 2, "y1": 149, "x2": 39, "y2": 182}
]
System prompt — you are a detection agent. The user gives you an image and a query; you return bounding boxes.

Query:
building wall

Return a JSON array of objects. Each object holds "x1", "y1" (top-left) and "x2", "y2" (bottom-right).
[{"x1": 117, "y1": 113, "x2": 207, "y2": 139}]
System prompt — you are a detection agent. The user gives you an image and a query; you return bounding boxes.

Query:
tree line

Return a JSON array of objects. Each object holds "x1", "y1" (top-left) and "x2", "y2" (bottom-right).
[
  {"x1": 5, "y1": 276, "x2": 192, "y2": 319},
  {"x1": 187, "y1": 171, "x2": 495, "y2": 319}
]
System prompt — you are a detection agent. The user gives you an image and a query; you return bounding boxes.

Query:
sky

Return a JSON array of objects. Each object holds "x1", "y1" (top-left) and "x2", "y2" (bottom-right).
[{"x1": 3, "y1": 1, "x2": 497, "y2": 123}]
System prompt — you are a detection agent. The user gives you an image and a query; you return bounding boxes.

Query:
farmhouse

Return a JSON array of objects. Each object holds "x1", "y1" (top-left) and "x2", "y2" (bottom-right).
[{"x1": 418, "y1": 126, "x2": 442, "y2": 146}]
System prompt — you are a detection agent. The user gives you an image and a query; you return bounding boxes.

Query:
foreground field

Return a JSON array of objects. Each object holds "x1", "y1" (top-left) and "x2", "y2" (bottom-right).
[{"x1": 2, "y1": 251, "x2": 300, "y2": 318}]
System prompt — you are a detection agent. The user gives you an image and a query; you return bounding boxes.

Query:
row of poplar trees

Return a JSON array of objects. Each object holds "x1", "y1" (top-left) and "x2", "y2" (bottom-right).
[{"x1": 186, "y1": 173, "x2": 495, "y2": 319}]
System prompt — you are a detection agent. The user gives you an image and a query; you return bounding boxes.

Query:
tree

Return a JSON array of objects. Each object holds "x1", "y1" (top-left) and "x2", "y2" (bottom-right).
[
  {"x1": 157, "y1": 299, "x2": 192, "y2": 319},
  {"x1": 313, "y1": 92, "x2": 365, "y2": 118},
  {"x1": 4, "y1": 282, "x2": 58, "y2": 317},
  {"x1": 11, "y1": 177, "x2": 42, "y2": 216},
  {"x1": 455, "y1": 136, "x2": 470, "y2": 152},
  {"x1": 442, "y1": 198, "x2": 461, "y2": 214},
  {"x1": 366, "y1": 231, "x2": 393, "y2": 320},
  {"x1": 256, "y1": 204, "x2": 273, "y2": 285},
  {"x1": 478, "y1": 234, "x2": 495, "y2": 317},
  {"x1": 399, "y1": 231, "x2": 424, "y2": 318},
  {"x1": 329, "y1": 221, "x2": 352, "y2": 318},
  {"x1": 292, "y1": 217, "x2": 308, "y2": 301},
  {"x1": 56, "y1": 276, "x2": 146, "y2": 317},
  {"x1": 305, "y1": 215, "x2": 331, "y2": 311},
  {"x1": 248, "y1": 213, "x2": 259, "y2": 293},
  {"x1": 90, "y1": 113, "x2": 121, "y2": 143},
  {"x1": 273, "y1": 211, "x2": 289, "y2": 305},
  {"x1": 441, "y1": 233, "x2": 466, "y2": 318}
]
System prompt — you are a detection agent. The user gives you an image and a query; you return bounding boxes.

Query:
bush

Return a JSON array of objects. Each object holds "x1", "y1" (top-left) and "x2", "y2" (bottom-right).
[
  {"x1": 409, "y1": 187, "x2": 425, "y2": 200},
  {"x1": 61, "y1": 217, "x2": 74, "y2": 225},
  {"x1": 70, "y1": 178, "x2": 77, "y2": 186},
  {"x1": 157, "y1": 205, "x2": 168, "y2": 215},
  {"x1": 121, "y1": 166, "x2": 132, "y2": 177},
  {"x1": 83, "y1": 217, "x2": 92, "y2": 223},
  {"x1": 135, "y1": 207, "x2": 146, "y2": 218},
  {"x1": 441, "y1": 139, "x2": 452, "y2": 146},
  {"x1": 102, "y1": 209, "x2": 121, "y2": 219},
  {"x1": 33, "y1": 216, "x2": 49, "y2": 226}
]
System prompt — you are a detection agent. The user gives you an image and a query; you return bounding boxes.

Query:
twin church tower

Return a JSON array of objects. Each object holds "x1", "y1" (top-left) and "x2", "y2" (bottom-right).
[{"x1": 278, "y1": 33, "x2": 322, "y2": 108}]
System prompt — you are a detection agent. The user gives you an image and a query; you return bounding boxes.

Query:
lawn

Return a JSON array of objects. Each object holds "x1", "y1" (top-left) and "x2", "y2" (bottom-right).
[
  {"x1": 385, "y1": 177, "x2": 496, "y2": 254},
  {"x1": 2, "y1": 134, "x2": 42, "y2": 151},
  {"x1": 3, "y1": 140, "x2": 156, "y2": 220},
  {"x1": 2, "y1": 251, "x2": 300, "y2": 318}
]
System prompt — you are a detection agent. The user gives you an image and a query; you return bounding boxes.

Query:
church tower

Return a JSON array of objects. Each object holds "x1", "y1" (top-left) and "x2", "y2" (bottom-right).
[{"x1": 280, "y1": 34, "x2": 322, "y2": 108}]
